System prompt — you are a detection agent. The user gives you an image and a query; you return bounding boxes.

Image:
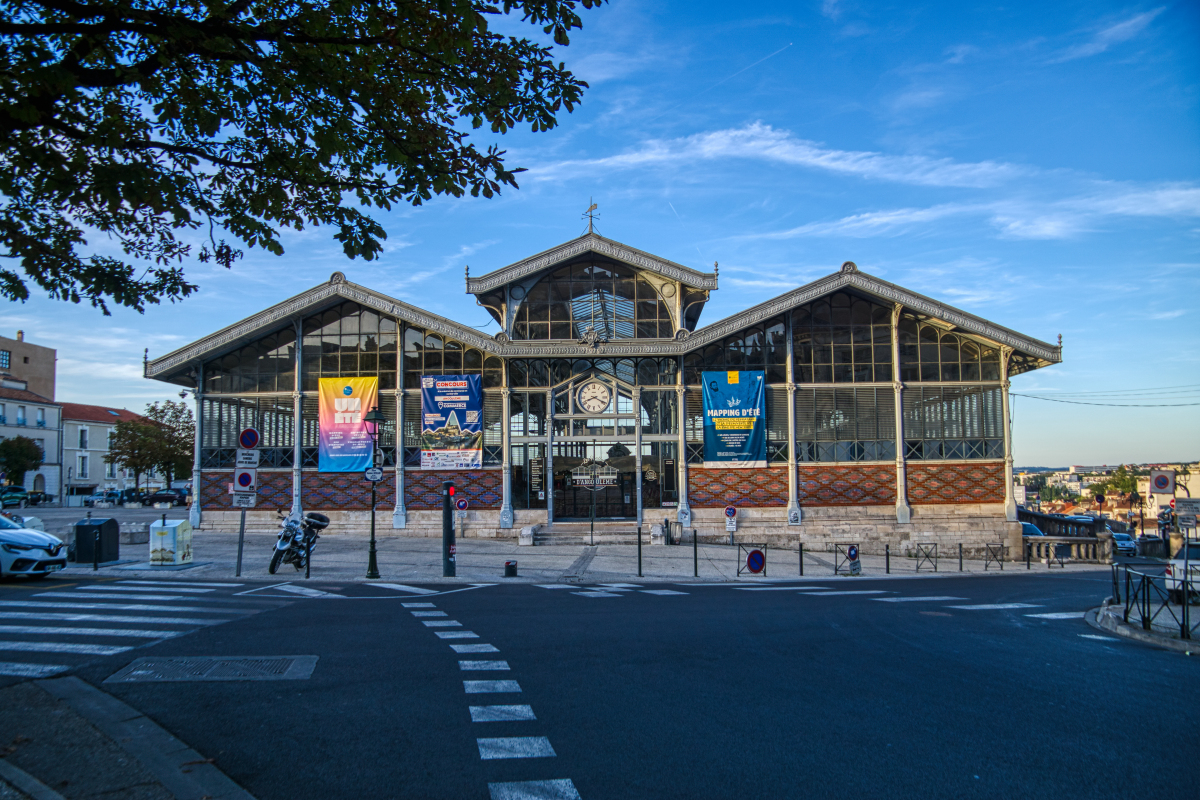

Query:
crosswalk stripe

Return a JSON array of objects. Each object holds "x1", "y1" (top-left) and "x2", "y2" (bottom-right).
[
  {"x1": 0, "y1": 625, "x2": 180, "y2": 639},
  {"x1": 800, "y1": 590, "x2": 890, "y2": 596},
  {"x1": 374, "y1": 583, "x2": 438, "y2": 595},
  {"x1": 572, "y1": 591, "x2": 622, "y2": 598},
  {"x1": 87, "y1": 585, "x2": 215, "y2": 594},
  {"x1": 947, "y1": 603, "x2": 1042, "y2": 610},
  {"x1": 0, "y1": 601, "x2": 258, "y2": 614},
  {"x1": 534, "y1": 585, "x2": 576, "y2": 589},
  {"x1": 738, "y1": 586, "x2": 828, "y2": 591},
  {"x1": 0, "y1": 662, "x2": 70, "y2": 678},
  {"x1": 464, "y1": 680, "x2": 521, "y2": 693},
  {"x1": 0, "y1": 612, "x2": 226, "y2": 625},
  {"x1": 271, "y1": 584, "x2": 332, "y2": 598},
  {"x1": 640, "y1": 590, "x2": 688, "y2": 595},
  {"x1": 477, "y1": 736, "x2": 555, "y2": 760},
  {"x1": 1025, "y1": 611, "x2": 1085, "y2": 619},
  {"x1": 435, "y1": 631, "x2": 478, "y2": 639},
  {"x1": 0, "y1": 640, "x2": 132, "y2": 655},
  {"x1": 488, "y1": 779, "x2": 580, "y2": 800},
  {"x1": 459, "y1": 661, "x2": 509, "y2": 671},
  {"x1": 119, "y1": 581, "x2": 242, "y2": 587},
  {"x1": 402, "y1": 603, "x2": 437, "y2": 608},
  {"x1": 452, "y1": 644, "x2": 499, "y2": 653},
  {"x1": 470, "y1": 705, "x2": 536, "y2": 722},
  {"x1": 411, "y1": 611, "x2": 448, "y2": 617},
  {"x1": 873, "y1": 596, "x2": 967, "y2": 603},
  {"x1": 36, "y1": 592, "x2": 193, "y2": 601}
]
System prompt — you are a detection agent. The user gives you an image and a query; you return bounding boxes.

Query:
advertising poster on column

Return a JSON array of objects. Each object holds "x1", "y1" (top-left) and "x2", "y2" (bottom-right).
[
  {"x1": 701, "y1": 370, "x2": 766, "y2": 468},
  {"x1": 318, "y1": 377, "x2": 378, "y2": 472},
  {"x1": 421, "y1": 374, "x2": 483, "y2": 469}
]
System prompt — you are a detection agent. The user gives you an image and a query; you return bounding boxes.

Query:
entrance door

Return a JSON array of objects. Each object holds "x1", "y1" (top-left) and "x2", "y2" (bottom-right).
[{"x1": 551, "y1": 441, "x2": 638, "y2": 519}]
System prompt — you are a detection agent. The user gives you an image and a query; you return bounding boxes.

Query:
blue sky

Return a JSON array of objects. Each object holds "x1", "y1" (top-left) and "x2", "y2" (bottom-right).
[{"x1": 6, "y1": 0, "x2": 1198, "y2": 467}]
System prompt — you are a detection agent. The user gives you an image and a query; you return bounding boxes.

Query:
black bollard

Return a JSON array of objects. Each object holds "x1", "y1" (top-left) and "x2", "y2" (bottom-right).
[{"x1": 886, "y1": 544, "x2": 890, "y2": 575}]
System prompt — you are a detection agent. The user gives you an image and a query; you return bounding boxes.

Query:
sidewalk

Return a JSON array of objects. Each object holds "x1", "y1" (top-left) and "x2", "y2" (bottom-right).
[{"x1": 62, "y1": 531, "x2": 1111, "y2": 583}]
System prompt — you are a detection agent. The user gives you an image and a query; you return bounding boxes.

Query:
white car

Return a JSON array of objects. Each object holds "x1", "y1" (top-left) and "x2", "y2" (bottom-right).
[
  {"x1": 1164, "y1": 541, "x2": 1200, "y2": 603},
  {"x1": 0, "y1": 513, "x2": 66, "y2": 580}
]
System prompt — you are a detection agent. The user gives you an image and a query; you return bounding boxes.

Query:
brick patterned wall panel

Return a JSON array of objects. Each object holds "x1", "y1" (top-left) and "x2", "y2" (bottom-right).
[
  {"x1": 689, "y1": 468, "x2": 789, "y2": 508},
  {"x1": 201, "y1": 472, "x2": 293, "y2": 511},
  {"x1": 405, "y1": 470, "x2": 503, "y2": 510},
  {"x1": 907, "y1": 462, "x2": 1005, "y2": 504},
  {"x1": 303, "y1": 473, "x2": 396, "y2": 511},
  {"x1": 797, "y1": 464, "x2": 896, "y2": 506}
]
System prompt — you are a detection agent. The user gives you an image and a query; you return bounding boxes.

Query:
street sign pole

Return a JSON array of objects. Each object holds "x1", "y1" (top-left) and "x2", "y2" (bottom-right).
[
  {"x1": 235, "y1": 508, "x2": 246, "y2": 577},
  {"x1": 443, "y1": 481, "x2": 456, "y2": 577},
  {"x1": 366, "y1": 477, "x2": 379, "y2": 579}
]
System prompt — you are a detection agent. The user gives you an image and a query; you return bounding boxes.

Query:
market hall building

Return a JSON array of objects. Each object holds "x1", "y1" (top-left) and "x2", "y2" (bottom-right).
[{"x1": 146, "y1": 233, "x2": 1061, "y2": 553}]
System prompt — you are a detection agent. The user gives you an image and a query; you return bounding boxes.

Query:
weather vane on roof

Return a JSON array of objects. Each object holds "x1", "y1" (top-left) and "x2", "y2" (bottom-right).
[{"x1": 583, "y1": 198, "x2": 599, "y2": 235}]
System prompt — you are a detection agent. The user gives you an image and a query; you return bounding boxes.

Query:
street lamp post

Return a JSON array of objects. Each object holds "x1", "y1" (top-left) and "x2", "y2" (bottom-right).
[{"x1": 364, "y1": 405, "x2": 387, "y2": 580}]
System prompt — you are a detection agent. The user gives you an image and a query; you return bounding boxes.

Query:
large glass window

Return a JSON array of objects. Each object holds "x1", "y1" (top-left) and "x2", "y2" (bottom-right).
[
  {"x1": 795, "y1": 387, "x2": 897, "y2": 462},
  {"x1": 204, "y1": 326, "x2": 297, "y2": 394},
  {"x1": 898, "y1": 316, "x2": 1000, "y2": 382},
  {"x1": 792, "y1": 292, "x2": 892, "y2": 383},
  {"x1": 402, "y1": 324, "x2": 499, "y2": 389},
  {"x1": 512, "y1": 260, "x2": 673, "y2": 340},
  {"x1": 683, "y1": 318, "x2": 788, "y2": 384},
  {"x1": 301, "y1": 302, "x2": 397, "y2": 391},
  {"x1": 902, "y1": 385, "x2": 1003, "y2": 460}
]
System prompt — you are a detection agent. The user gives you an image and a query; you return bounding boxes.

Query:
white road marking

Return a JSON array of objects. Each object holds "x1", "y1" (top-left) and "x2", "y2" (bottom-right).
[
  {"x1": 572, "y1": 592, "x2": 622, "y2": 598},
  {"x1": 470, "y1": 705, "x2": 536, "y2": 722},
  {"x1": 422, "y1": 620, "x2": 462, "y2": 627},
  {"x1": 947, "y1": 603, "x2": 1042, "y2": 610},
  {"x1": 476, "y1": 737, "x2": 556, "y2": 760},
  {"x1": 88, "y1": 585, "x2": 215, "y2": 594},
  {"x1": 0, "y1": 662, "x2": 69, "y2": 678},
  {"x1": 1025, "y1": 612, "x2": 1085, "y2": 619},
  {"x1": 598, "y1": 583, "x2": 640, "y2": 588},
  {"x1": 464, "y1": 680, "x2": 521, "y2": 693},
  {"x1": 119, "y1": 581, "x2": 242, "y2": 587},
  {"x1": 801, "y1": 590, "x2": 890, "y2": 596},
  {"x1": 0, "y1": 640, "x2": 131, "y2": 655},
  {"x1": 402, "y1": 603, "x2": 437, "y2": 608},
  {"x1": 411, "y1": 611, "x2": 448, "y2": 617},
  {"x1": 37, "y1": 592, "x2": 190, "y2": 601},
  {"x1": 374, "y1": 583, "x2": 438, "y2": 595},
  {"x1": 459, "y1": 660, "x2": 509, "y2": 671},
  {"x1": 0, "y1": 625, "x2": 179, "y2": 639},
  {"x1": 436, "y1": 631, "x2": 479, "y2": 639},
  {"x1": 640, "y1": 590, "x2": 688, "y2": 595},
  {"x1": 0, "y1": 601, "x2": 245, "y2": 614},
  {"x1": 488, "y1": 778, "x2": 581, "y2": 800},
  {"x1": 874, "y1": 596, "x2": 967, "y2": 603},
  {"x1": 272, "y1": 585, "x2": 331, "y2": 598},
  {"x1": 535, "y1": 585, "x2": 576, "y2": 590},
  {"x1": 0, "y1": 612, "x2": 225, "y2": 625},
  {"x1": 737, "y1": 586, "x2": 829, "y2": 591},
  {"x1": 1079, "y1": 634, "x2": 1118, "y2": 641},
  {"x1": 451, "y1": 644, "x2": 499, "y2": 653},
  {"x1": 685, "y1": 583, "x2": 756, "y2": 586}
]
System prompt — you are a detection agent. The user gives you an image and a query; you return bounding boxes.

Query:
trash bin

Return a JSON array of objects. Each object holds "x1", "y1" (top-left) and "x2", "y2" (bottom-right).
[
  {"x1": 504, "y1": 560, "x2": 518, "y2": 578},
  {"x1": 150, "y1": 518, "x2": 193, "y2": 565},
  {"x1": 74, "y1": 518, "x2": 119, "y2": 564}
]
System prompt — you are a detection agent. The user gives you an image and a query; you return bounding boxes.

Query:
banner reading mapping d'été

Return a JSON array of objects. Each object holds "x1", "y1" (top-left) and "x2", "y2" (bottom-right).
[
  {"x1": 317, "y1": 377, "x2": 378, "y2": 473},
  {"x1": 421, "y1": 374, "x2": 483, "y2": 469},
  {"x1": 701, "y1": 370, "x2": 766, "y2": 468}
]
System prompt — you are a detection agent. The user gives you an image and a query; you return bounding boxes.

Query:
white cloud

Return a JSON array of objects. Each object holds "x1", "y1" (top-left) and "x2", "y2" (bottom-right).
[
  {"x1": 530, "y1": 123, "x2": 1024, "y2": 188},
  {"x1": 1150, "y1": 310, "x2": 1186, "y2": 320},
  {"x1": 820, "y1": 0, "x2": 843, "y2": 21},
  {"x1": 750, "y1": 204, "x2": 979, "y2": 239},
  {"x1": 1049, "y1": 7, "x2": 1165, "y2": 63}
]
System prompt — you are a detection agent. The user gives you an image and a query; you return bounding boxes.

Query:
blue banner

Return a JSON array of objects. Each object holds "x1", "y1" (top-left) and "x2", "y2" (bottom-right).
[
  {"x1": 701, "y1": 370, "x2": 766, "y2": 468},
  {"x1": 420, "y1": 375, "x2": 483, "y2": 469}
]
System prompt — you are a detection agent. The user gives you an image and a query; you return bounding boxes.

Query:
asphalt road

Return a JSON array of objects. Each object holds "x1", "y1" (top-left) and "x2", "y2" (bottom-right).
[{"x1": 6, "y1": 570, "x2": 1199, "y2": 799}]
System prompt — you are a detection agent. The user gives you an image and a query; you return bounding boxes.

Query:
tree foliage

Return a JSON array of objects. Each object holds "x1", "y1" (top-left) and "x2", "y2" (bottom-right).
[
  {"x1": 104, "y1": 419, "x2": 160, "y2": 492},
  {"x1": 141, "y1": 399, "x2": 194, "y2": 485},
  {"x1": 0, "y1": 434, "x2": 43, "y2": 485},
  {"x1": 0, "y1": 0, "x2": 602, "y2": 313}
]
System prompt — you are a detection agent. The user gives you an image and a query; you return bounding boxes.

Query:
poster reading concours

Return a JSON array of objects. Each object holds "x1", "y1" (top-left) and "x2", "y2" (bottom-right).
[
  {"x1": 421, "y1": 374, "x2": 483, "y2": 469},
  {"x1": 701, "y1": 370, "x2": 766, "y2": 468},
  {"x1": 317, "y1": 377, "x2": 378, "y2": 473}
]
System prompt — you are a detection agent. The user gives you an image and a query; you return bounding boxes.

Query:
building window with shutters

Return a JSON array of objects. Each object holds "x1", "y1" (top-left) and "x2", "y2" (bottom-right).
[
  {"x1": 78, "y1": 455, "x2": 89, "y2": 479},
  {"x1": 79, "y1": 426, "x2": 88, "y2": 449}
]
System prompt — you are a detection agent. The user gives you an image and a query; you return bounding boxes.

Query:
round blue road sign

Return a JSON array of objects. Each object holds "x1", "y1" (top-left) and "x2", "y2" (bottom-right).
[
  {"x1": 455, "y1": 498, "x2": 469, "y2": 511},
  {"x1": 847, "y1": 544, "x2": 859, "y2": 561},
  {"x1": 238, "y1": 428, "x2": 260, "y2": 449},
  {"x1": 724, "y1": 505, "x2": 737, "y2": 518},
  {"x1": 746, "y1": 549, "x2": 765, "y2": 573},
  {"x1": 1153, "y1": 474, "x2": 1171, "y2": 491},
  {"x1": 236, "y1": 471, "x2": 254, "y2": 488}
]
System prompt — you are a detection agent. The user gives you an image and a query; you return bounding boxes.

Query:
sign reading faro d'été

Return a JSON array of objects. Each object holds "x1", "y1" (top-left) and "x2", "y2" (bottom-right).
[{"x1": 701, "y1": 370, "x2": 766, "y2": 468}]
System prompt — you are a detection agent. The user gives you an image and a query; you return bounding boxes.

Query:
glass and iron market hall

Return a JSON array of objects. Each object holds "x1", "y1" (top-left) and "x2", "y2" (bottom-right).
[{"x1": 147, "y1": 233, "x2": 1060, "y2": 548}]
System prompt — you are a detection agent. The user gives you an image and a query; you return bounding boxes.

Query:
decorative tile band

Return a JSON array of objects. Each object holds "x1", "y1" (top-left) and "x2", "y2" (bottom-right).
[
  {"x1": 907, "y1": 462, "x2": 1005, "y2": 504},
  {"x1": 405, "y1": 470, "x2": 503, "y2": 510},
  {"x1": 797, "y1": 464, "x2": 897, "y2": 506},
  {"x1": 689, "y1": 468, "x2": 789, "y2": 508}
]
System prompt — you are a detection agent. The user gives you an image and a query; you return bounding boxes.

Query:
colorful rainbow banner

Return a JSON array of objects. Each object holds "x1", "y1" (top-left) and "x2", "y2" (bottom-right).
[{"x1": 318, "y1": 377, "x2": 379, "y2": 473}]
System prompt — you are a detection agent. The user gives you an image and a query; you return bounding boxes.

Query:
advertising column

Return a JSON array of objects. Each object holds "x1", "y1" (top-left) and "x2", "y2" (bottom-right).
[
  {"x1": 701, "y1": 370, "x2": 766, "y2": 468},
  {"x1": 318, "y1": 377, "x2": 378, "y2": 472}
]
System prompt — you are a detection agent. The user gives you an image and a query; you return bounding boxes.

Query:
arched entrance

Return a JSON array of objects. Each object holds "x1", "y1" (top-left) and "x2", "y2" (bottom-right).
[{"x1": 33, "y1": 474, "x2": 45, "y2": 492}]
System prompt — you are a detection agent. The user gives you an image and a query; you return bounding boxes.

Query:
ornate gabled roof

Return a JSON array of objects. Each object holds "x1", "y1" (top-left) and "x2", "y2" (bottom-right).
[
  {"x1": 465, "y1": 232, "x2": 718, "y2": 294},
  {"x1": 144, "y1": 272, "x2": 502, "y2": 383}
]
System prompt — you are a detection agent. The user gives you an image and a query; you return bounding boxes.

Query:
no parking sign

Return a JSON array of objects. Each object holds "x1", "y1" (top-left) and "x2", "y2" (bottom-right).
[{"x1": 1150, "y1": 470, "x2": 1175, "y2": 495}]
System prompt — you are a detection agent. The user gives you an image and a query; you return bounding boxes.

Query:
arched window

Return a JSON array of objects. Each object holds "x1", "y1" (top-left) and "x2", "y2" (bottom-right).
[{"x1": 512, "y1": 260, "x2": 674, "y2": 339}]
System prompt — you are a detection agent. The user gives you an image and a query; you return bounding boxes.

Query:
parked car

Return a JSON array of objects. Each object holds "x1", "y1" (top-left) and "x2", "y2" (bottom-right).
[
  {"x1": 24, "y1": 491, "x2": 51, "y2": 506},
  {"x1": 0, "y1": 512, "x2": 66, "y2": 580},
  {"x1": 1021, "y1": 522, "x2": 1045, "y2": 536},
  {"x1": 1109, "y1": 532, "x2": 1137, "y2": 558},
  {"x1": 145, "y1": 491, "x2": 186, "y2": 507},
  {"x1": 1165, "y1": 542, "x2": 1200, "y2": 603},
  {"x1": 0, "y1": 486, "x2": 29, "y2": 509},
  {"x1": 83, "y1": 490, "x2": 120, "y2": 507}
]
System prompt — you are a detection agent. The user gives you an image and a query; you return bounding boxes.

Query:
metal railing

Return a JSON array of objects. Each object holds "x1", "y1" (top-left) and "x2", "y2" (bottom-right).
[
  {"x1": 915, "y1": 542, "x2": 938, "y2": 572},
  {"x1": 1018, "y1": 509, "x2": 1105, "y2": 537},
  {"x1": 1111, "y1": 563, "x2": 1199, "y2": 640}
]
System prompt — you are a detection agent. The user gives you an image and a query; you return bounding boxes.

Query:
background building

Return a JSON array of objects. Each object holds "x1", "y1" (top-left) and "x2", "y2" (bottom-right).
[
  {"x1": 59, "y1": 403, "x2": 158, "y2": 501},
  {"x1": 0, "y1": 372, "x2": 61, "y2": 497}
]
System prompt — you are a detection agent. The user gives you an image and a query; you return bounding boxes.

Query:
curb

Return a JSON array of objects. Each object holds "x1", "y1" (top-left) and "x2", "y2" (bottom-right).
[
  {"x1": 34, "y1": 676, "x2": 256, "y2": 800},
  {"x1": 1086, "y1": 603, "x2": 1195, "y2": 654},
  {"x1": 0, "y1": 758, "x2": 68, "y2": 800}
]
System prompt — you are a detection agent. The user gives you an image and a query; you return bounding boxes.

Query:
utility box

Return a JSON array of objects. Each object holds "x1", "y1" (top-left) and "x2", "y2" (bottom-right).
[
  {"x1": 150, "y1": 519, "x2": 193, "y2": 566},
  {"x1": 74, "y1": 518, "x2": 120, "y2": 563}
]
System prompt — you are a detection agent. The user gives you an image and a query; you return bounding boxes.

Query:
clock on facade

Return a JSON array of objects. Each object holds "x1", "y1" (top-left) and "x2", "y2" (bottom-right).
[{"x1": 576, "y1": 381, "x2": 612, "y2": 413}]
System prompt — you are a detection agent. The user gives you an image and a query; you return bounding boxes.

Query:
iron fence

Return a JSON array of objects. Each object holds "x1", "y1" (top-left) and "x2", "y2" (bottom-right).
[{"x1": 1111, "y1": 563, "x2": 1199, "y2": 640}]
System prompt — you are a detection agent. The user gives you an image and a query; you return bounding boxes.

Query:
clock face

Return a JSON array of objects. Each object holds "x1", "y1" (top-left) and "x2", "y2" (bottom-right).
[{"x1": 577, "y1": 381, "x2": 612, "y2": 413}]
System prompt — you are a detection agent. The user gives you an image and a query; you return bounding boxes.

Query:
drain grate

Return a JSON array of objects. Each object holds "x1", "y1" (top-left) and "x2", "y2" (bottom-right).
[{"x1": 105, "y1": 655, "x2": 318, "y2": 683}]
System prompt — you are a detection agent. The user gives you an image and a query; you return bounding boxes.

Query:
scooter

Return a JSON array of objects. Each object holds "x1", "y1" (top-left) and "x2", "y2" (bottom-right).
[{"x1": 269, "y1": 510, "x2": 330, "y2": 574}]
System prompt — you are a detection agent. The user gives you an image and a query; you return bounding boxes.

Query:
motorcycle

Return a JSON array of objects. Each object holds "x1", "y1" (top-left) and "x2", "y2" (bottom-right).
[{"x1": 269, "y1": 510, "x2": 330, "y2": 574}]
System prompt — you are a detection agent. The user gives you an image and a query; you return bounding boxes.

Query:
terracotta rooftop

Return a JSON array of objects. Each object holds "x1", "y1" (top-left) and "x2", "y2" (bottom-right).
[
  {"x1": 59, "y1": 402, "x2": 144, "y2": 424},
  {"x1": 0, "y1": 386, "x2": 57, "y2": 405}
]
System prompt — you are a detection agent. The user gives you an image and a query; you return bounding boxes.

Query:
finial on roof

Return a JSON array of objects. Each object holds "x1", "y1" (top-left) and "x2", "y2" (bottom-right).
[
  {"x1": 841, "y1": 261, "x2": 858, "y2": 273},
  {"x1": 714, "y1": 261, "x2": 718, "y2": 276},
  {"x1": 583, "y1": 198, "x2": 599, "y2": 235},
  {"x1": 329, "y1": 271, "x2": 346, "y2": 284},
  {"x1": 143, "y1": 348, "x2": 148, "y2": 366},
  {"x1": 1058, "y1": 334, "x2": 1062, "y2": 347}
]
